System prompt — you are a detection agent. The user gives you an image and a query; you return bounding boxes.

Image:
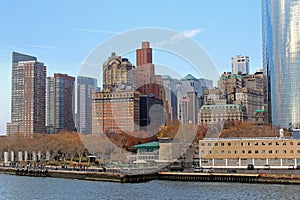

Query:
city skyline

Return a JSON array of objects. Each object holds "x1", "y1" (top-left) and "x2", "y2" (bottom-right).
[{"x1": 0, "y1": 1, "x2": 262, "y2": 134}]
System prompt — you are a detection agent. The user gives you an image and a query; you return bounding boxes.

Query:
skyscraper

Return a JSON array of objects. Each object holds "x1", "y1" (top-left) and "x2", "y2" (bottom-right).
[
  {"x1": 231, "y1": 55, "x2": 249, "y2": 75},
  {"x1": 46, "y1": 74, "x2": 75, "y2": 133},
  {"x1": 93, "y1": 55, "x2": 140, "y2": 134},
  {"x1": 8, "y1": 52, "x2": 46, "y2": 136},
  {"x1": 262, "y1": 0, "x2": 300, "y2": 128},
  {"x1": 136, "y1": 41, "x2": 152, "y2": 66},
  {"x1": 11, "y1": 52, "x2": 37, "y2": 130},
  {"x1": 77, "y1": 76, "x2": 97, "y2": 134},
  {"x1": 136, "y1": 42, "x2": 156, "y2": 95},
  {"x1": 46, "y1": 77, "x2": 55, "y2": 133},
  {"x1": 162, "y1": 75, "x2": 177, "y2": 120},
  {"x1": 22, "y1": 61, "x2": 46, "y2": 134}
]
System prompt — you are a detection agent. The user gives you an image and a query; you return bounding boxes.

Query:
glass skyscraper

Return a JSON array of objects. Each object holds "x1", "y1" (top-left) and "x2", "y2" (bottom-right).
[
  {"x1": 262, "y1": 0, "x2": 300, "y2": 128},
  {"x1": 77, "y1": 76, "x2": 97, "y2": 134}
]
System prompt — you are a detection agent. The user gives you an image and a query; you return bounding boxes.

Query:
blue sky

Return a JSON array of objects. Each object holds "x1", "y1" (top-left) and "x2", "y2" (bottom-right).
[{"x1": 0, "y1": 0, "x2": 262, "y2": 134}]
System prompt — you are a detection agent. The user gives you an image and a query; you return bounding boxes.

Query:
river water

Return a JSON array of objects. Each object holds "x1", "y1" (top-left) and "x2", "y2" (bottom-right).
[{"x1": 0, "y1": 174, "x2": 299, "y2": 200}]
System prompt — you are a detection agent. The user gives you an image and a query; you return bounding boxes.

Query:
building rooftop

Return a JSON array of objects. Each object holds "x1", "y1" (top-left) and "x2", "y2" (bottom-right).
[
  {"x1": 181, "y1": 74, "x2": 198, "y2": 81},
  {"x1": 132, "y1": 141, "x2": 159, "y2": 149}
]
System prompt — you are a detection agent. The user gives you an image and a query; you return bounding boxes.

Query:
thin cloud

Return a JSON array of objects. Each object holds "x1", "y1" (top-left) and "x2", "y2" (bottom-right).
[
  {"x1": 24, "y1": 44, "x2": 55, "y2": 49},
  {"x1": 154, "y1": 28, "x2": 204, "y2": 47},
  {"x1": 71, "y1": 28, "x2": 118, "y2": 34},
  {"x1": 182, "y1": 28, "x2": 204, "y2": 38}
]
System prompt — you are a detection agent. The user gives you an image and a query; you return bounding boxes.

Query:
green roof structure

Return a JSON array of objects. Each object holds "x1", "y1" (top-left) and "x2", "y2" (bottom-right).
[
  {"x1": 131, "y1": 141, "x2": 159, "y2": 149},
  {"x1": 181, "y1": 74, "x2": 198, "y2": 81}
]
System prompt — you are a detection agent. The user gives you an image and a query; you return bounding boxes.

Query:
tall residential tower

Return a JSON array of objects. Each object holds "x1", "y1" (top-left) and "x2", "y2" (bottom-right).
[{"x1": 8, "y1": 52, "x2": 46, "y2": 136}]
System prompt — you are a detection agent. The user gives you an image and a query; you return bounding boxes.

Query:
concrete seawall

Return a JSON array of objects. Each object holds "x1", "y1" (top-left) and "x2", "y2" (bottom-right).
[{"x1": 1, "y1": 167, "x2": 300, "y2": 184}]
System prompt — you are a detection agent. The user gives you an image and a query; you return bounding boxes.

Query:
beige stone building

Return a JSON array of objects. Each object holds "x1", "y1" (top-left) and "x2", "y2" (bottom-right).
[
  {"x1": 102, "y1": 52, "x2": 137, "y2": 91},
  {"x1": 198, "y1": 104, "x2": 247, "y2": 125},
  {"x1": 199, "y1": 137, "x2": 300, "y2": 168}
]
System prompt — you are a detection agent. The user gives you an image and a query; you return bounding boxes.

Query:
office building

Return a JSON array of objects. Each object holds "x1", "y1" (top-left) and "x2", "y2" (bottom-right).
[
  {"x1": 46, "y1": 77, "x2": 55, "y2": 133},
  {"x1": 77, "y1": 76, "x2": 98, "y2": 134},
  {"x1": 140, "y1": 95, "x2": 165, "y2": 132},
  {"x1": 198, "y1": 104, "x2": 247, "y2": 126},
  {"x1": 218, "y1": 72, "x2": 243, "y2": 104},
  {"x1": 46, "y1": 74, "x2": 75, "y2": 133},
  {"x1": 162, "y1": 75, "x2": 177, "y2": 120},
  {"x1": 182, "y1": 92, "x2": 198, "y2": 125},
  {"x1": 231, "y1": 55, "x2": 249, "y2": 75},
  {"x1": 262, "y1": 0, "x2": 300, "y2": 128}
]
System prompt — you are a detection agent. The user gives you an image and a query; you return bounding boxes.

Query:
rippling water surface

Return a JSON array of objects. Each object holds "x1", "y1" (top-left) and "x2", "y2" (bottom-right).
[{"x1": 0, "y1": 174, "x2": 300, "y2": 200}]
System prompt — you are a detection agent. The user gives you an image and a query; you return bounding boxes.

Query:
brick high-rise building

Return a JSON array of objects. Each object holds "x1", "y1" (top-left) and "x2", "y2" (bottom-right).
[
  {"x1": 22, "y1": 61, "x2": 46, "y2": 134},
  {"x1": 136, "y1": 42, "x2": 156, "y2": 96},
  {"x1": 92, "y1": 91, "x2": 140, "y2": 134},
  {"x1": 136, "y1": 41, "x2": 152, "y2": 67},
  {"x1": 7, "y1": 52, "x2": 46, "y2": 137},
  {"x1": 10, "y1": 52, "x2": 37, "y2": 134}
]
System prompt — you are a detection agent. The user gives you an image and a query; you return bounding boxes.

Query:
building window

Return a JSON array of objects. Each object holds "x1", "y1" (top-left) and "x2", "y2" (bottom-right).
[
  {"x1": 201, "y1": 143, "x2": 205, "y2": 146},
  {"x1": 214, "y1": 150, "x2": 218, "y2": 154},
  {"x1": 290, "y1": 142, "x2": 294, "y2": 145},
  {"x1": 234, "y1": 142, "x2": 238, "y2": 146},
  {"x1": 228, "y1": 142, "x2": 231, "y2": 146},
  {"x1": 248, "y1": 142, "x2": 251, "y2": 146},
  {"x1": 283, "y1": 142, "x2": 286, "y2": 146},
  {"x1": 228, "y1": 150, "x2": 232, "y2": 154},
  {"x1": 221, "y1": 143, "x2": 225, "y2": 146},
  {"x1": 254, "y1": 142, "x2": 258, "y2": 146},
  {"x1": 269, "y1": 150, "x2": 272, "y2": 154},
  {"x1": 276, "y1": 150, "x2": 280, "y2": 154},
  {"x1": 241, "y1": 142, "x2": 245, "y2": 146},
  {"x1": 291, "y1": 150, "x2": 294, "y2": 154},
  {"x1": 221, "y1": 150, "x2": 225, "y2": 154},
  {"x1": 234, "y1": 150, "x2": 238, "y2": 154},
  {"x1": 214, "y1": 143, "x2": 218, "y2": 146},
  {"x1": 298, "y1": 150, "x2": 300, "y2": 154},
  {"x1": 268, "y1": 142, "x2": 272, "y2": 146},
  {"x1": 283, "y1": 150, "x2": 287, "y2": 154},
  {"x1": 255, "y1": 150, "x2": 259, "y2": 154},
  {"x1": 276, "y1": 142, "x2": 279, "y2": 146},
  {"x1": 208, "y1": 143, "x2": 212, "y2": 146},
  {"x1": 241, "y1": 150, "x2": 245, "y2": 154},
  {"x1": 248, "y1": 150, "x2": 252, "y2": 154},
  {"x1": 262, "y1": 150, "x2": 266, "y2": 154}
]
